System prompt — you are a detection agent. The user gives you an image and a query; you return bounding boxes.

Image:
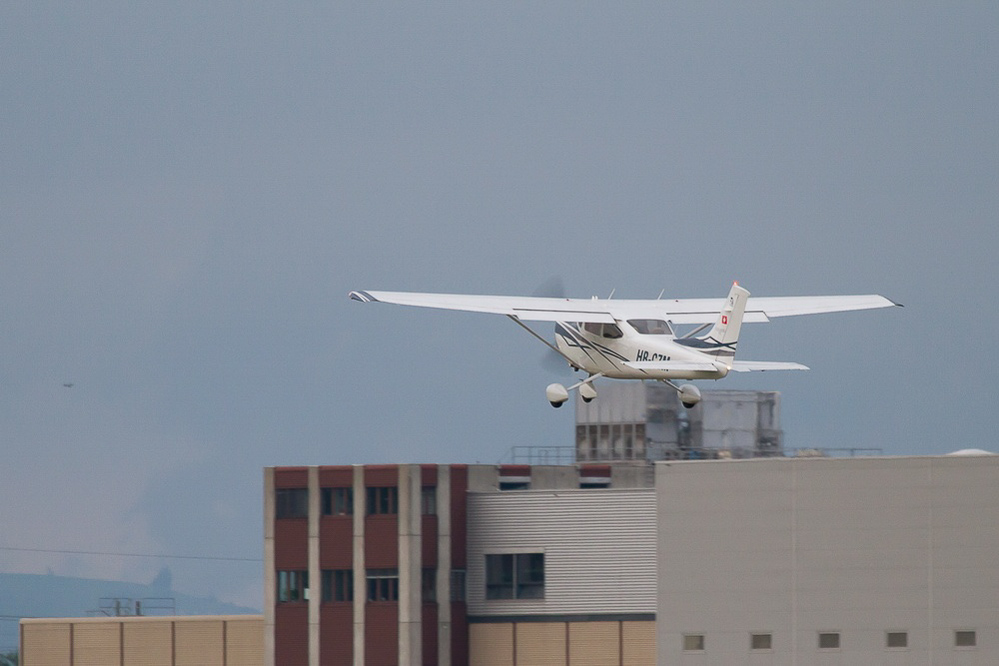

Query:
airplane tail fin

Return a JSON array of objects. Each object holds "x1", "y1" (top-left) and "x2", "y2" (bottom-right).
[{"x1": 698, "y1": 282, "x2": 750, "y2": 359}]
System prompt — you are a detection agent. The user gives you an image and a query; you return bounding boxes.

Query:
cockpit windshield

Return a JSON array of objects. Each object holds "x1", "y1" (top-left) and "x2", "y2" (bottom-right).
[{"x1": 628, "y1": 319, "x2": 673, "y2": 335}]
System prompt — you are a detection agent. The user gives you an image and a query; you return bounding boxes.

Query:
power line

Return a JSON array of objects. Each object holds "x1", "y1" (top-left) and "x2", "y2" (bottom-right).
[{"x1": 0, "y1": 546, "x2": 261, "y2": 563}]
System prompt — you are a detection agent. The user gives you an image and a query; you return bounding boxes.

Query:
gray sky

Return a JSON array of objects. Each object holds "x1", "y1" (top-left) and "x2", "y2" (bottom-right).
[{"x1": 2, "y1": 4, "x2": 996, "y2": 608}]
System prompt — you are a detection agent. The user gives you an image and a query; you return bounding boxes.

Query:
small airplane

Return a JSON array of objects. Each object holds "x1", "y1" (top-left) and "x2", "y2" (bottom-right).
[{"x1": 349, "y1": 283, "x2": 899, "y2": 408}]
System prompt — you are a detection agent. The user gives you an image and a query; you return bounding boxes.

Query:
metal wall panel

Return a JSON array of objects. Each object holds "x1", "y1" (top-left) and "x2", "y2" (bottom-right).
[
  {"x1": 226, "y1": 618, "x2": 265, "y2": 666},
  {"x1": 516, "y1": 622, "x2": 566, "y2": 665},
  {"x1": 621, "y1": 621, "x2": 655, "y2": 666},
  {"x1": 174, "y1": 620, "x2": 223, "y2": 666},
  {"x1": 122, "y1": 621, "x2": 172, "y2": 666},
  {"x1": 467, "y1": 488, "x2": 656, "y2": 616},
  {"x1": 468, "y1": 624, "x2": 513, "y2": 666},
  {"x1": 70, "y1": 623, "x2": 120, "y2": 666},
  {"x1": 568, "y1": 621, "x2": 619, "y2": 666}
]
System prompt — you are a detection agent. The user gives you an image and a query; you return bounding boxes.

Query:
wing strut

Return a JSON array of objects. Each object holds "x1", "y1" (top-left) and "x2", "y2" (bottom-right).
[{"x1": 506, "y1": 315, "x2": 577, "y2": 366}]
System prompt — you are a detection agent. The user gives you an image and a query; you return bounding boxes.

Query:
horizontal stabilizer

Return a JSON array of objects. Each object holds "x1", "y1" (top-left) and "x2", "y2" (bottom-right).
[{"x1": 729, "y1": 361, "x2": 809, "y2": 372}]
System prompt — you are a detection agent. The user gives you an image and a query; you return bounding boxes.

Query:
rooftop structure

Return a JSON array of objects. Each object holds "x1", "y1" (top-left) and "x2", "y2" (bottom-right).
[{"x1": 575, "y1": 384, "x2": 783, "y2": 462}]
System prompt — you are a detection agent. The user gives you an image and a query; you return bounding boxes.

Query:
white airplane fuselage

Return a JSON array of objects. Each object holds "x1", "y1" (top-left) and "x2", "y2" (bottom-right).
[{"x1": 554, "y1": 321, "x2": 729, "y2": 381}]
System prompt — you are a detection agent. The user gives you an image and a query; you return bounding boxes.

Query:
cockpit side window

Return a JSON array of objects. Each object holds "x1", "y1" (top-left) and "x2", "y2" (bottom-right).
[
  {"x1": 583, "y1": 322, "x2": 624, "y2": 339},
  {"x1": 628, "y1": 319, "x2": 673, "y2": 335}
]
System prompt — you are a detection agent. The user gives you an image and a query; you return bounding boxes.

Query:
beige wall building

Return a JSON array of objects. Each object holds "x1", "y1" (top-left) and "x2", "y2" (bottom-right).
[{"x1": 20, "y1": 615, "x2": 263, "y2": 666}]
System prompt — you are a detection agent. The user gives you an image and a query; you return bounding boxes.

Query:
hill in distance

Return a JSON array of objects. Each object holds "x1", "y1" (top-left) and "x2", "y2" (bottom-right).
[{"x1": 0, "y1": 569, "x2": 259, "y2": 653}]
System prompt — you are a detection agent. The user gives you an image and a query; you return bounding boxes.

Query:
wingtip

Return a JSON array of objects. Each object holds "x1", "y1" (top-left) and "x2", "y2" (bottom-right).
[{"x1": 348, "y1": 290, "x2": 378, "y2": 303}]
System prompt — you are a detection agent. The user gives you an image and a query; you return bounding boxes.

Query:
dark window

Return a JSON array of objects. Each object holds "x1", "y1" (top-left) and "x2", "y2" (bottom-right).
[
  {"x1": 583, "y1": 322, "x2": 623, "y2": 339},
  {"x1": 683, "y1": 634, "x2": 705, "y2": 651},
  {"x1": 321, "y1": 569, "x2": 352, "y2": 602},
  {"x1": 277, "y1": 570, "x2": 308, "y2": 602},
  {"x1": 422, "y1": 568, "x2": 437, "y2": 603},
  {"x1": 321, "y1": 487, "x2": 353, "y2": 516},
  {"x1": 628, "y1": 319, "x2": 672, "y2": 335},
  {"x1": 276, "y1": 488, "x2": 308, "y2": 519},
  {"x1": 886, "y1": 632, "x2": 907, "y2": 648},
  {"x1": 498, "y1": 478, "x2": 530, "y2": 491},
  {"x1": 751, "y1": 633, "x2": 772, "y2": 650},
  {"x1": 421, "y1": 486, "x2": 437, "y2": 515},
  {"x1": 366, "y1": 568, "x2": 399, "y2": 601},
  {"x1": 485, "y1": 553, "x2": 544, "y2": 600},
  {"x1": 450, "y1": 569, "x2": 466, "y2": 602},
  {"x1": 818, "y1": 632, "x2": 840, "y2": 650},
  {"x1": 366, "y1": 486, "x2": 398, "y2": 515},
  {"x1": 955, "y1": 630, "x2": 976, "y2": 647}
]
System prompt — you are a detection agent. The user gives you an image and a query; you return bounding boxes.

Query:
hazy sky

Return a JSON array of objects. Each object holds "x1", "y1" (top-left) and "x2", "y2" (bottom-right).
[{"x1": 2, "y1": 4, "x2": 996, "y2": 609}]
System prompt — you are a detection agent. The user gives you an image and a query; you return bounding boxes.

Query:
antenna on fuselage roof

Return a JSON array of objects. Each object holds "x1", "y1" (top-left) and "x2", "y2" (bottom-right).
[
  {"x1": 657, "y1": 289, "x2": 665, "y2": 300},
  {"x1": 607, "y1": 288, "x2": 616, "y2": 299}
]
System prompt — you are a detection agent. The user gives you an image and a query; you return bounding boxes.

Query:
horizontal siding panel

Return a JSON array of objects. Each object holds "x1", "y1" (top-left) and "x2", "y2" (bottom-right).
[
  {"x1": 467, "y1": 488, "x2": 656, "y2": 616},
  {"x1": 122, "y1": 621, "x2": 172, "y2": 666},
  {"x1": 469, "y1": 624, "x2": 514, "y2": 666},
  {"x1": 73, "y1": 622, "x2": 120, "y2": 666},
  {"x1": 516, "y1": 622, "x2": 566, "y2": 665},
  {"x1": 622, "y1": 621, "x2": 656, "y2": 666}
]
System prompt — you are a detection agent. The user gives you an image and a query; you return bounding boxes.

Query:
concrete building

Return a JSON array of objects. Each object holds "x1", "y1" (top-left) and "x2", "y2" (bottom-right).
[
  {"x1": 264, "y1": 463, "x2": 656, "y2": 666},
  {"x1": 267, "y1": 454, "x2": 999, "y2": 666},
  {"x1": 656, "y1": 455, "x2": 999, "y2": 665}
]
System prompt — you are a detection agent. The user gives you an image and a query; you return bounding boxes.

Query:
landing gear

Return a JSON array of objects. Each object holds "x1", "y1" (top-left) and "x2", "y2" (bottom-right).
[
  {"x1": 546, "y1": 383, "x2": 570, "y2": 408},
  {"x1": 659, "y1": 380, "x2": 702, "y2": 409},
  {"x1": 678, "y1": 383, "x2": 702, "y2": 408},
  {"x1": 546, "y1": 374, "x2": 602, "y2": 408}
]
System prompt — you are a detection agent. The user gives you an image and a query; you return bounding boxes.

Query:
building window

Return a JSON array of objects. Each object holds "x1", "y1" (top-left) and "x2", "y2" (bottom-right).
[
  {"x1": 366, "y1": 568, "x2": 399, "y2": 601},
  {"x1": 450, "y1": 569, "x2": 466, "y2": 602},
  {"x1": 366, "y1": 486, "x2": 398, "y2": 515},
  {"x1": 321, "y1": 487, "x2": 352, "y2": 516},
  {"x1": 277, "y1": 570, "x2": 308, "y2": 602},
  {"x1": 818, "y1": 632, "x2": 840, "y2": 650},
  {"x1": 421, "y1": 486, "x2": 437, "y2": 515},
  {"x1": 886, "y1": 631, "x2": 907, "y2": 649},
  {"x1": 683, "y1": 634, "x2": 705, "y2": 652},
  {"x1": 321, "y1": 569, "x2": 352, "y2": 602},
  {"x1": 275, "y1": 488, "x2": 308, "y2": 519},
  {"x1": 955, "y1": 630, "x2": 977, "y2": 648},
  {"x1": 485, "y1": 553, "x2": 544, "y2": 600},
  {"x1": 498, "y1": 477, "x2": 530, "y2": 491},
  {"x1": 751, "y1": 633, "x2": 772, "y2": 650},
  {"x1": 422, "y1": 568, "x2": 437, "y2": 603}
]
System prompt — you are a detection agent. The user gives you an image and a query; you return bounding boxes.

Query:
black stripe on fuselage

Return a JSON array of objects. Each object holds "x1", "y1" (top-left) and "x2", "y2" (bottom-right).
[
  {"x1": 675, "y1": 336, "x2": 737, "y2": 356},
  {"x1": 555, "y1": 323, "x2": 629, "y2": 363}
]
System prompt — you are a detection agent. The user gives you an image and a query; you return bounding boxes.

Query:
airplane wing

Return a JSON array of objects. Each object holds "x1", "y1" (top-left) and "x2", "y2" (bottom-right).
[
  {"x1": 729, "y1": 361, "x2": 809, "y2": 372},
  {"x1": 349, "y1": 290, "x2": 618, "y2": 323},
  {"x1": 349, "y1": 290, "x2": 899, "y2": 325}
]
